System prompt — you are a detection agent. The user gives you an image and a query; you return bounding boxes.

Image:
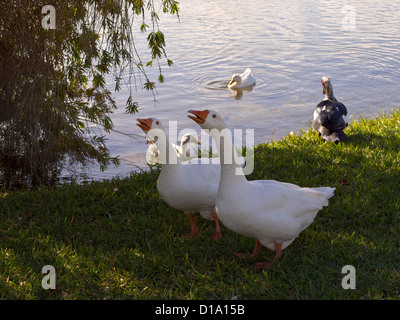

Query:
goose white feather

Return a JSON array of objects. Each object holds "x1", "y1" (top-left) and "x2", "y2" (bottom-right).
[
  {"x1": 188, "y1": 109, "x2": 335, "y2": 268},
  {"x1": 173, "y1": 133, "x2": 201, "y2": 158},
  {"x1": 137, "y1": 118, "x2": 222, "y2": 240},
  {"x1": 146, "y1": 133, "x2": 200, "y2": 165},
  {"x1": 228, "y1": 68, "x2": 256, "y2": 89}
]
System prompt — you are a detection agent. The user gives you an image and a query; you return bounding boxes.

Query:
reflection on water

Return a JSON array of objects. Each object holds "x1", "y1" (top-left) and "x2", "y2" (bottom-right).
[
  {"x1": 229, "y1": 86, "x2": 256, "y2": 100},
  {"x1": 64, "y1": 0, "x2": 400, "y2": 182},
  {"x1": 205, "y1": 80, "x2": 230, "y2": 90},
  {"x1": 204, "y1": 80, "x2": 255, "y2": 100}
]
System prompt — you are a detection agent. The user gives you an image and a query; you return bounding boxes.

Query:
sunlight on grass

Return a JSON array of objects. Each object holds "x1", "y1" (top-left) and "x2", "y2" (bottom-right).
[{"x1": 0, "y1": 109, "x2": 399, "y2": 299}]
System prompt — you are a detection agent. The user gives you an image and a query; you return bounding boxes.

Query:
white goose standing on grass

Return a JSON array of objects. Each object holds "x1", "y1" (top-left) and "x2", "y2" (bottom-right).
[
  {"x1": 136, "y1": 118, "x2": 222, "y2": 240},
  {"x1": 188, "y1": 109, "x2": 335, "y2": 269},
  {"x1": 312, "y1": 76, "x2": 348, "y2": 143},
  {"x1": 228, "y1": 68, "x2": 256, "y2": 89}
]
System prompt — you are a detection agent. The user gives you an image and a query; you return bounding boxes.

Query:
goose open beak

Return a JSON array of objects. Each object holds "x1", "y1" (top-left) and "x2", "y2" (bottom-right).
[
  {"x1": 136, "y1": 118, "x2": 153, "y2": 132},
  {"x1": 187, "y1": 110, "x2": 209, "y2": 125}
]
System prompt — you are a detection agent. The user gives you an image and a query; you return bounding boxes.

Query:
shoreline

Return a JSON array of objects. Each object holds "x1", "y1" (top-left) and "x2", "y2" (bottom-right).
[
  {"x1": 1, "y1": 108, "x2": 399, "y2": 299},
  {"x1": 59, "y1": 107, "x2": 398, "y2": 186}
]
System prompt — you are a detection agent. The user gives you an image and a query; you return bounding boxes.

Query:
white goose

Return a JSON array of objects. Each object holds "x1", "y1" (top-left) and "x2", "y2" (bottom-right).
[
  {"x1": 188, "y1": 109, "x2": 335, "y2": 268},
  {"x1": 174, "y1": 133, "x2": 201, "y2": 158},
  {"x1": 228, "y1": 68, "x2": 256, "y2": 89},
  {"x1": 136, "y1": 118, "x2": 222, "y2": 240},
  {"x1": 146, "y1": 133, "x2": 201, "y2": 165}
]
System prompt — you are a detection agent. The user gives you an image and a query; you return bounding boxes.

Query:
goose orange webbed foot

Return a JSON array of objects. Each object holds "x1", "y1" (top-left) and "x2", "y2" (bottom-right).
[
  {"x1": 181, "y1": 229, "x2": 200, "y2": 240},
  {"x1": 209, "y1": 231, "x2": 222, "y2": 241},
  {"x1": 234, "y1": 239, "x2": 283, "y2": 270},
  {"x1": 253, "y1": 242, "x2": 282, "y2": 270},
  {"x1": 234, "y1": 239, "x2": 262, "y2": 260}
]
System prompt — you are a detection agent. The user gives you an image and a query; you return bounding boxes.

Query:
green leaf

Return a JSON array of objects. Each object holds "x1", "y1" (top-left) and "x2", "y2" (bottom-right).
[
  {"x1": 114, "y1": 76, "x2": 122, "y2": 92},
  {"x1": 126, "y1": 96, "x2": 139, "y2": 114},
  {"x1": 140, "y1": 22, "x2": 149, "y2": 33},
  {"x1": 93, "y1": 73, "x2": 106, "y2": 88},
  {"x1": 144, "y1": 80, "x2": 155, "y2": 91}
]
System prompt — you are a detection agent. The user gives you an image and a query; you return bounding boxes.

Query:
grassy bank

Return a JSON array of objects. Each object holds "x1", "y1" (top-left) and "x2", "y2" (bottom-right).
[{"x1": 1, "y1": 110, "x2": 399, "y2": 299}]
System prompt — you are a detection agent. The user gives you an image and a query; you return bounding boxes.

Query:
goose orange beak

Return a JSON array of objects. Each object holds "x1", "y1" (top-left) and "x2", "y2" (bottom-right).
[
  {"x1": 187, "y1": 110, "x2": 209, "y2": 125},
  {"x1": 136, "y1": 118, "x2": 153, "y2": 132}
]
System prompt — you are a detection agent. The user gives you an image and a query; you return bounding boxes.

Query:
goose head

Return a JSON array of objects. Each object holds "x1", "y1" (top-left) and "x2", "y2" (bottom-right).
[
  {"x1": 187, "y1": 109, "x2": 227, "y2": 131},
  {"x1": 136, "y1": 117, "x2": 166, "y2": 143},
  {"x1": 180, "y1": 133, "x2": 201, "y2": 157},
  {"x1": 321, "y1": 76, "x2": 336, "y2": 100},
  {"x1": 228, "y1": 74, "x2": 242, "y2": 88},
  {"x1": 180, "y1": 133, "x2": 200, "y2": 148},
  {"x1": 136, "y1": 117, "x2": 165, "y2": 132},
  {"x1": 321, "y1": 76, "x2": 331, "y2": 94}
]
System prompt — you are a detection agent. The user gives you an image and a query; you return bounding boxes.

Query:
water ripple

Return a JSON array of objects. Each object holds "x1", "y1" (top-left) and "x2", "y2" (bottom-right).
[{"x1": 75, "y1": 0, "x2": 400, "y2": 180}]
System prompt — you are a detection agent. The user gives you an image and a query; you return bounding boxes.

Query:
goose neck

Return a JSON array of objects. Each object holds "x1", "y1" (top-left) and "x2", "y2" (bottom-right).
[
  {"x1": 210, "y1": 129, "x2": 247, "y2": 184},
  {"x1": 324, "y1": 87, "x2": 337, "y2": 101}
]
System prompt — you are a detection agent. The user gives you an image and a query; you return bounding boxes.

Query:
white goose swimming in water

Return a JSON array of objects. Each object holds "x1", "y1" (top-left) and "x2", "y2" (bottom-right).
[
  {"x1": 188, "y1": 109, "x2": 335, "y2": 269},
  {"x1": 228, "y1": 68, "x2": 256, "y2": 89},
  {"x1": 312, "y1": 76, "x2": 348, "y2": 143},
  {"x1": 137, "y1": 118, "x2": 222, "y2": 240}
]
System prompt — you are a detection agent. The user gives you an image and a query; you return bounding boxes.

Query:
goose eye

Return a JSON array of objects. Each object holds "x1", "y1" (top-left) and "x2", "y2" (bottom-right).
[
  {"x1": 212, "y1": 114, "x2": 216, "y2": 118},
  {"x1": 156, "y1": 121, "x2": 159, "y2": 125}
]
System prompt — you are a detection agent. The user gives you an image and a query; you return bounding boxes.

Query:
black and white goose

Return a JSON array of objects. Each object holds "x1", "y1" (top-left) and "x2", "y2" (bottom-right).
[{"x1": 312, "y1": 76, "x2": 348, "y2": 143}]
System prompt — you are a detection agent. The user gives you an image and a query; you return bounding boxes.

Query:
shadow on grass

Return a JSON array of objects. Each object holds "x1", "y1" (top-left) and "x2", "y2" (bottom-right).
[{"x1": 1, "y1": 111, "x2": 400, "y2": 299}]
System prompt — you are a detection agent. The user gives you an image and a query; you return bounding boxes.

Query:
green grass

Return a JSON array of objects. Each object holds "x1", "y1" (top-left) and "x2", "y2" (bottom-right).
[{"x1": 1, "y1": 110, "x2": 399, "y2": 299}]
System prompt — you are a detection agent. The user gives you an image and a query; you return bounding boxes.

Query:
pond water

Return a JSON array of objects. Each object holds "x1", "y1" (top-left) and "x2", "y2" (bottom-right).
[{"x1": 67, "y1": 0, "x2": 400, "y2": 181}]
